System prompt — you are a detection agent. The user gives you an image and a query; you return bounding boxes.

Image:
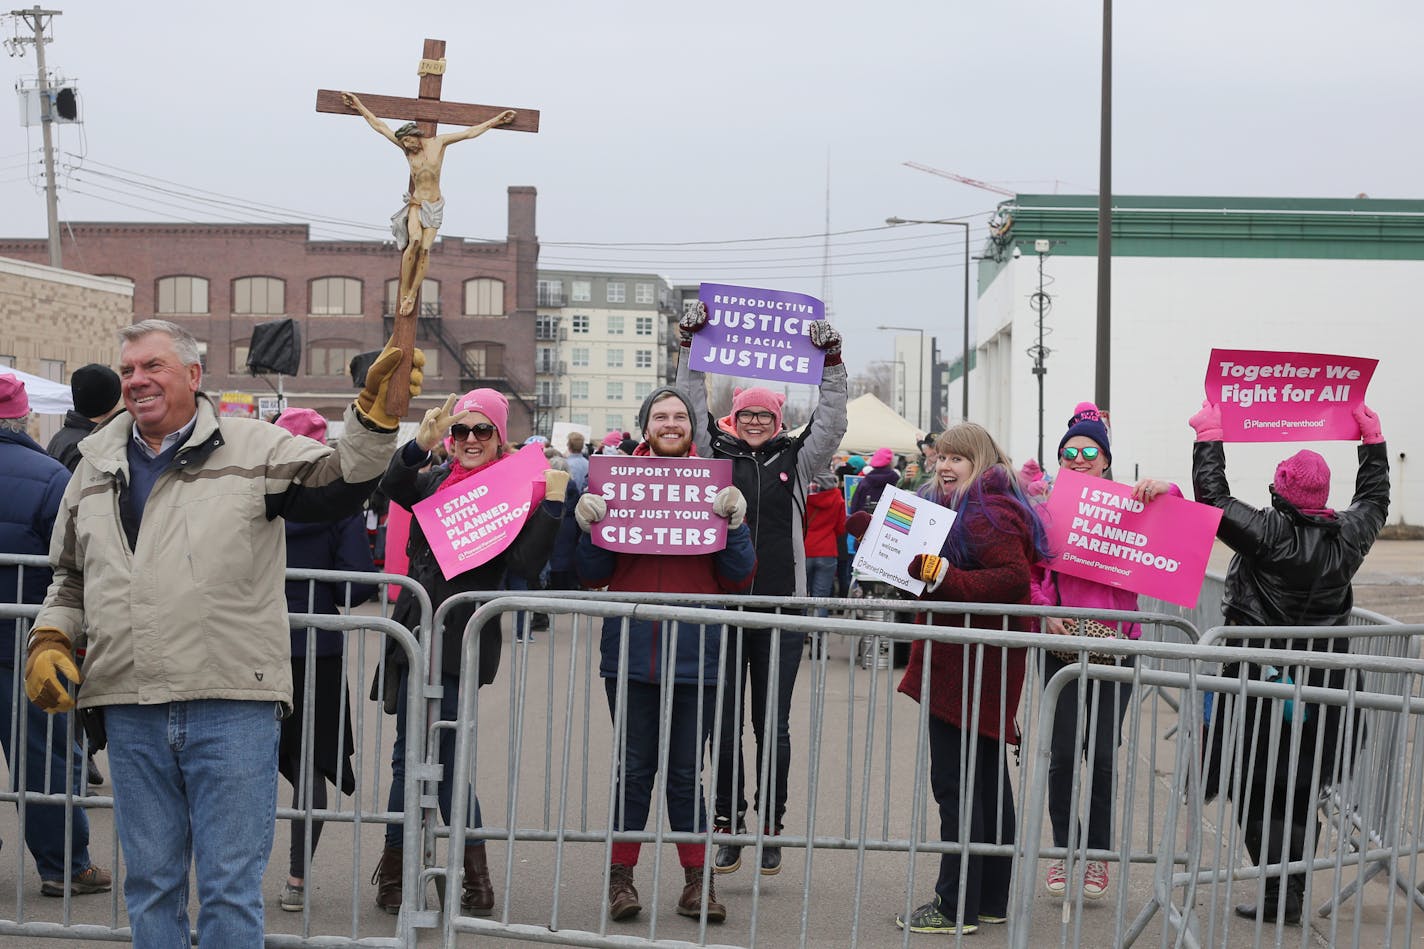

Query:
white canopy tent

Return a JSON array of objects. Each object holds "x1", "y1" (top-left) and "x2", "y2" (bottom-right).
[
  {"x1": 793, "y1": 393, "x2": 923, "y2": 456},
  {"x1": 3, "y1": 368, "x2": 72, "y2": 415}
]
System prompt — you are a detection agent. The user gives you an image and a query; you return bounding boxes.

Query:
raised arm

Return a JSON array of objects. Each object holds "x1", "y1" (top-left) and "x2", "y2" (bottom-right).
[
  {"x1": 435, "y1": 110, "x2": 516, "y2": 147},
  {"x1": 675, "y1": 301, "x2": 714, "y2": 458},
  {"x1": 342, "y1": 92, "x2": 402, "y2": 148}
]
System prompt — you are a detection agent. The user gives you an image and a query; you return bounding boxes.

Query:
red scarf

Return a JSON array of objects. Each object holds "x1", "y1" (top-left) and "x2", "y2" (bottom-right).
[{"x1": 441, "y1": 449, "x2": 505, "y2": 489}]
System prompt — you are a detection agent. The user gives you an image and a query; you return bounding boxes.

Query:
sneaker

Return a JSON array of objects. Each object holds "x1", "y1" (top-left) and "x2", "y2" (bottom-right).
[
  {"x1": 713, "y1": 817, "x2": 744, "y2": 874},
  {"x1": 1083, "y1": 860, "x2": 1109, "y2": 900},
  {"x1": 895, "y1": 897, "x2": 977, "y2": 935},
  {"x1": 41, "y1": 864, "x2": 112, "y2": 897},
  {"x1": 279, "y1": 881, "x2": 305, "y2": 912},
  {"x1": 1044, "y1": 859, "x2": 1067, "y2": 896},
  {"x1": 979, "y1": 912, "x2": 1008, "y2": 924}
]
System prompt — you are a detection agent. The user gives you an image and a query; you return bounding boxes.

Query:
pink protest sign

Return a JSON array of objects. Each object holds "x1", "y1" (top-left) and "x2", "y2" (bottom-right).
[
  {"x1": 587, "y1": 455, "x2": 733, "y2": 555},
  {"x1": 1042, "y1": 469, "x2": 1222, "y2": 609},
  {"x1": 384, "y1": 503, "x2": 411, "y2": 601},
  {"x1": 1205, "y1": 349, "x2": 1377, "y2": 442},
  {"x1": 412, "y1": 444, "x2": 551, "y2": 580},
  {"x1": 688, "y1": 282, "x2": 826, "y2": 385}
]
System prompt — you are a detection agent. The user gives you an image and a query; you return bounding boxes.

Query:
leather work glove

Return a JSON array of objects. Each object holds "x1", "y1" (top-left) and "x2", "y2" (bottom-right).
[
  {"x1": 544, "y1": 469, "x2": 570, "y2": 503},
  {"x1": 808, "y1": 320, "x2": 843, "y2": 366},
  {"x1": 678, "y1": 300, "x2": 709, "y2": 347},
  {"x1": 1354, "y1": 403, "x2": 1383, "y2": 445},
  {"x1": 908, "y1": 554, "x2": 949, "y2": 592},
  {"x1": 355, "y1": 346, "x2": 427, "y2": 431},
  {"x1": 417, "y1": 394, "x2": 464, "y2": 452},
  {"x1": 575, "y1": 493, "x2": 607, "y2": 532},
  {"x1": 24, "y1": 627, "x2": 80, "y2": 714},
  {"x1": 712, "y1": 486, "x2": 747, "y2": 529},
  {"x1": 1188, "y1": 400, "x2": 1224, "y2": 442}
]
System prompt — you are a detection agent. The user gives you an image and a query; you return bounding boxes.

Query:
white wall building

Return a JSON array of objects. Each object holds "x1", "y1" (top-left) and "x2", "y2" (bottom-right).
[{"x1": 972, "y1": 195, "x2": 1421, "y2": 526}]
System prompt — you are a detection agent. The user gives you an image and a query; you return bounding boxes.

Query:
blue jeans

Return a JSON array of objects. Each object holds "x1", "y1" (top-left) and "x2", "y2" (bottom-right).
[
  {"x1": 805, "y1": 556, "x2": 837, "y2": 617},
  {"x1": 0, "y1": 663, "x2": 92, "y2": 881},
  {"x1": 105, "y1": 700, "x2": 279, "y2": 949},
  {"x1": 385, "y1": 667, "x2": 482, "y2": 847}
]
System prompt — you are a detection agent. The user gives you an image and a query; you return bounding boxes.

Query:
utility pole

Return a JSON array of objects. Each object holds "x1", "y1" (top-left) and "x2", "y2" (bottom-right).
[
  {"x1": 10, "y1": 6, "x2": 63, "y2": 269},
  {"x1": 1028, "y1": 241, "x2": 1055, "y2": 465},
  {"x1": 1095, "y1": 0, "x2": 1112, "y2": 411}
]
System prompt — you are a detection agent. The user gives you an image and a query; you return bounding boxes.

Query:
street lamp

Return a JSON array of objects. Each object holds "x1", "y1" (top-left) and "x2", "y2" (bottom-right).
[
  {"x1": 876, "y1": 324, "x2": 923, "y2": 430},
  {"x1": 885, "y1": 216, "x2": 971, "y2": 419}
]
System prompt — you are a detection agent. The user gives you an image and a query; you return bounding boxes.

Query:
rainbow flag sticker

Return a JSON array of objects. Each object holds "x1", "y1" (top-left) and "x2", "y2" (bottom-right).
[{"x1": 885, "y1": 498, "x2": 916, "y2": 535}]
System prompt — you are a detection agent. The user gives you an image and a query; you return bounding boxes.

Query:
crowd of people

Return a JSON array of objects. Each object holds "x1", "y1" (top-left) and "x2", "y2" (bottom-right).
[{"x1": 0, "y1": 311, "x2": 1390, "y2": 942}]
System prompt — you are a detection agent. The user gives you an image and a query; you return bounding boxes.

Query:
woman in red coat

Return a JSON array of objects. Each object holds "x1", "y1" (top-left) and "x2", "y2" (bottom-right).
[{"x1": 895, "y1": 422, "x2": 1049, "y2": 936}]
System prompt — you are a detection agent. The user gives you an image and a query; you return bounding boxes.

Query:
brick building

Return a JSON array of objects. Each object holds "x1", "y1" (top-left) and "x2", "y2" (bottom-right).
[{"x1": 0, "y1": 186, "x2": 541, "y2": 438}]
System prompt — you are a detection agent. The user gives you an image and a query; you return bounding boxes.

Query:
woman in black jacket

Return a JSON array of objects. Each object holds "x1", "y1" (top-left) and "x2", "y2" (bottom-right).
[
  {"x1": 1191, "y1": 400, "x2": 1388, "y2": 925},
  {"x1": 371, "y1": 389, "x2": 565, "y2": 917}
]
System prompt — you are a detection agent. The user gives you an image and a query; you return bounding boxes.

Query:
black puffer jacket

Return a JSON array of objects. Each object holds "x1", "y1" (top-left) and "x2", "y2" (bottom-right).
[{"x1": 1192, "y1": 441, "x2": 1389, "y2": 628}]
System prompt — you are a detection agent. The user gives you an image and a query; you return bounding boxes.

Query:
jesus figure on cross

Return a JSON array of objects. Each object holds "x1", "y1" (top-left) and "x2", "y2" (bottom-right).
[{"x1": 342, "y1": 91, "x2": 516, "y2": 317}]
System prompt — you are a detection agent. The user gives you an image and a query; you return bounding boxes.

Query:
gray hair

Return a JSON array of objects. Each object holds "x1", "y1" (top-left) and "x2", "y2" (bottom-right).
[
  {"x1": 119, "y1": 319, "x2": 202, "y2": 368},
  {"x1": 0, "y1": 415, "x2": 30, "y2": 434}
]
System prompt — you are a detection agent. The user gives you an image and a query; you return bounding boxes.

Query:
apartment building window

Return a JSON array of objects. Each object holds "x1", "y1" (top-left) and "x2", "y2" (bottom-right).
[
  {"x1": 570, "y1": 380, "x2": 589, "y2": 400},
  {"x1": 463, "y1": 277, "x2": 504, "y2": 316},
  {"x1": 606, "y1": 414, "x2": 623, "y2": 432},
  {"x1": 462, "y1": 343, "x2": 503, "y2": 378},
  {"x1": 571, "y1": 279, "x2": 591, "y2": 302},
  {"x1": 607, "y1": 315, "x2": 625, "y2": 335},
  {"x1": 535, "y1": 313, "x2": 560, "y2": 340},
  {"x1": 571, "y1": 314, "x2": 590, "y2": 334},
  {"x1": 635, "y1": 282, "x2": 654, "y2": 304},
  {"x1": 635, "y1": 349, "x2": 653, "y2": 369},
  {"x1": 606, "y1": 348, "x2": 624, "y2": 369},
  {"x1": 387, "y1": 279, "x2": 439, "y2": 315},
  {"x1": 606, "y1": 381, "x2": 623, "y2": 401},
  {"x1": 571, "y1": 347, "x2": 590, "y2": 367},
  {"x1": 309, "y1": 277, "x2": 361, "y2": 315},
  {"x1": 231, "y1": 340, "x2": 249, "y2": 373},
  {"x1": 157, "y1": 275, "x2": 209, "y2": 314},
  {"x1": 635, "y1": 316, "x2": 654, "y2": 336},
  {"x1": 309, "y1": 341, "x2": 363, "y2": 376},
  {"x1": 536, "y1": 278, "x2": 563, "y2": 307},
  {"x1": 634, "y1": 381, "x2": 652, "y2": 400},
  {"x1": 606, "y1": 281, "x2": 625, "y2": 303},
  {"x1": 37, "y1": 358, "x2": 64, "y2": 381},
  {"x1": 571, "y1": 411, "x2": 589, "y2": 426},
  {"x1": 232, "y1": 276, "x2": 285, "y2": 315}
]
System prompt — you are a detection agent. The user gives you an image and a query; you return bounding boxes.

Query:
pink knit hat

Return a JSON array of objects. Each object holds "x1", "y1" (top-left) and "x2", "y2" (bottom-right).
[
  {"x1": 454, "y1": 388, "x2": 510, "y2": 445},
  {"x1": 1273, "y1": 449, "x2": 1331, "y2": 510},
  {"x1": 0, "y1": 374, "x2": 29, "y2": 419},
  {"x1": 274, "y1": 407, "x2": 328, "y2": 444},
  {"x1": 603, "y1": 429, "x2": 623, "y2": 448},
  {"x1": 869, "y1": 447, "x2": 894, "y2": 469},
  {"x1": 731, "y1": 386, "x2": 785, "y2": 432}
]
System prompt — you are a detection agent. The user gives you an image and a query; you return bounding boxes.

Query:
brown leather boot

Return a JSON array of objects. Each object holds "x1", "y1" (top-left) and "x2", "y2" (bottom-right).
[
  {"x1": 608, "y1": 863, "x2": 641, "y2": 921},
  {"x1": 371, "y1": 845, "x2": 402, "y2": 915},
  {"x1": 677, "y1": 866, "x2": 726, "y2": 923},
  {"x1": 461, "y1": 845, "x2": 495, "y2": 916}
]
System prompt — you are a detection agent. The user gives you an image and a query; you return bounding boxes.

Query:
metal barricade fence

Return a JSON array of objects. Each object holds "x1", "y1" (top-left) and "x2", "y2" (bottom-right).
[
  {"x1": 431, "y1": 593, "x2": 1198, "y2": 948},
  {"x1": 0, "y1": 555, "x2": 431, "y2": 948}
]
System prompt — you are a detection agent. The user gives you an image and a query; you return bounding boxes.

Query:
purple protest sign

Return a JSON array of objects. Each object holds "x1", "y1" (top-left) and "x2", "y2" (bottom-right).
[
  {"x1": 688, "y1": 282, "x2": 825, "y2": 385},
  {"x1": 1205, "y1": 349, "x2": 1377, "y2": 442},
  {"x1": 588, "y1": 455, "x2": 733, "y2": 555}
]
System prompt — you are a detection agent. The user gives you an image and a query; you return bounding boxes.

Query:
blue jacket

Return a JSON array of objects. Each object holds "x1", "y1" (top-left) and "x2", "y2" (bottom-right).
[
  {"x1": 284, "y1": 514, "x2": 379, "y2": 657},
  {"x1": 0, "y1": 428, "x2": 70, "y2": 663},
  {"x1": 576, "y1": 521, "x2": 756, "y2": 685}
]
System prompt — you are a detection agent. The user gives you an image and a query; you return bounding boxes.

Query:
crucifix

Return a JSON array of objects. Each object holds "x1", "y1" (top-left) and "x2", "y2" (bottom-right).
[{"x1": 317, "y1": 38, "x2": 539, "y2": 418}]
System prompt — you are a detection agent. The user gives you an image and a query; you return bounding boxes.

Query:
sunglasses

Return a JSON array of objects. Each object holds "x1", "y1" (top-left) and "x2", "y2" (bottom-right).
[
  {"x1": 1060, "y1": 446, "x2": 1102, "y2": 461},
  {"x1": 735, "y1": 410, "x2": 776, "y2": 425},
  {"x1": 450, "y1": 423, "x2": 498, "y2": 442}
]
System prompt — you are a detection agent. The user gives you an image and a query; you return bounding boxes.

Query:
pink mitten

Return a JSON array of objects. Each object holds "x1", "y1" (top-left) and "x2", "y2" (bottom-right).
[
  {"x1": 1188, "y1": 400, "x2": 1224, "y2": 442},
  {"x1": 1354, "y1": 403, "x2": 1383, "y2": 445}
]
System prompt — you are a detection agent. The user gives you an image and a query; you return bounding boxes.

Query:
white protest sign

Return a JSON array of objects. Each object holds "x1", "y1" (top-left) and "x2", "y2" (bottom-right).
[{"x1": 852, "y1": 486, "x2": 955, "y2": 596}]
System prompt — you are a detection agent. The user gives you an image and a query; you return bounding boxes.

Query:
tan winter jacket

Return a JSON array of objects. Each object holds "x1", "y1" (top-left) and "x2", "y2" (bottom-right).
[{"x1": 35, "y1": 395, "x2": 395, "y2": 710}]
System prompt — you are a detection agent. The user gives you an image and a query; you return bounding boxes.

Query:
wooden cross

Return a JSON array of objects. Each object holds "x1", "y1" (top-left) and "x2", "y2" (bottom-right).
[{"x1": 316, "y1": 38, "x2": 539, "y2": 419}]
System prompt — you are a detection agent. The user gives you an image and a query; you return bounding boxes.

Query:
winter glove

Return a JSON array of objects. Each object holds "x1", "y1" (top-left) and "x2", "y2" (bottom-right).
[
  {"x1": 1188, "y1": 400, "x2": 1223, "y2": 442},
  {"x1": 416, "y1": 394, "x2": 462, "y2": 452},
  {"x1": 544, "y1": 469, "x2": 570, "y2": 502},
  {"x1": 678, "y1": 300, "x2": 709, "y2": 347},
  {"x1": 712, "y1": 486, "x2": 747, "y2": 530},
  {"x1": 575, "y1": 493, "x2": 607, "y2": 532},
  {"x1": 355, "y1": 346, "x2": 427, "y2": 431},
  {"x1": 24, "y1": 627, "x2": 80, "y2": 714},
  {"x1": 908, "y1": 554, "x2": 949, "y2": 591},
  {"x1": 1354, "y1": 403, "x2": 1383, "y2": 445},
  {"x1": 845, "y1": 510, "x2": 872, "y2": 540},
  {"x1": 808, "y1": 320, "x2": 843, "y2": 366}
]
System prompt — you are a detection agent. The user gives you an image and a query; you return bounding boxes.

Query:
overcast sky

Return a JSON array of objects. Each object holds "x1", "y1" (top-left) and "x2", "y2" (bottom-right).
[{"x1": 4, "y1": 0, "x2": 1421, "y2": 386}]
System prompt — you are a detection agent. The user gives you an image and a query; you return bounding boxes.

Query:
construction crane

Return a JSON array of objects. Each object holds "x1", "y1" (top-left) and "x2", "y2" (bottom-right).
[{"x1": 903, "y1": 161, "x2": 1016, "y2": 198}]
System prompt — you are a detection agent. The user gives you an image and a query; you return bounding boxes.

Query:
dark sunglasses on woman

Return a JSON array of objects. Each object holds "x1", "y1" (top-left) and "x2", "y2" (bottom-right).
[{"x1": 450, "y1": 422, "x2": 498, "y2": 442}]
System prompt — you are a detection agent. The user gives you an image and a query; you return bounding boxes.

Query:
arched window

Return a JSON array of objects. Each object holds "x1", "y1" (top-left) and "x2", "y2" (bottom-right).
[
  {"x1": 384, "y1": 279, "x2": 439, "y2": 315},
  {"x1": 231, "y1": 338, "x2": 250, "y2": 374},
  {"x1": 156, "y1": 275, "x2": 209, "y2": 314},
  {"x1": 308, "y1": 339, "x2": 364, "y2": 377},
  {"x1": 233, "y1": 276, "x2": 286, "y2": 315},
  {"x1": 309, "y1": 277, "x2": 362, "y2": 316},
  {"x1": 463, "y1": 278, "x2": 505, "y2": 317}
]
